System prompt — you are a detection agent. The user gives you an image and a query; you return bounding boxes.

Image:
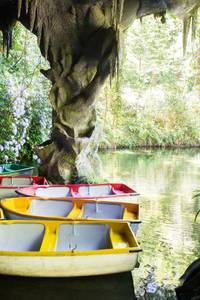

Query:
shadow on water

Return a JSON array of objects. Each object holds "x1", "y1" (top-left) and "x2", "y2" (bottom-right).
[{"x1": 0, "y1": 272, "x2": 136, "y2": 300}]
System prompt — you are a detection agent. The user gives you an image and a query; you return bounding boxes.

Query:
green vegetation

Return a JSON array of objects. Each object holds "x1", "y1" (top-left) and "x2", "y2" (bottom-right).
[
  {"x1": 193, "y1": 188, "x2": 200, "y2": 221},
  {"x1": 0, "y1": 15, "x2": 200, "y2": 163},
  {"x1": 0, "y1": 23, "x2": 51, "y2": 163},
  {"x1": 98, "y1": 15, "x2": 200, "y2": 148}
]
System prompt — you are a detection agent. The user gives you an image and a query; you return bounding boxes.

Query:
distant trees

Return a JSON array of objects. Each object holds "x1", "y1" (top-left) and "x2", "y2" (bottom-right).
[{"x1": 98, "y1": 14, "x2": 200, "y2": 148}]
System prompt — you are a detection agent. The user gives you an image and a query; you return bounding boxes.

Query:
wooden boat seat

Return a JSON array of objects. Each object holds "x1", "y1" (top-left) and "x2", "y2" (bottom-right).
[
  {"x1": 109, "y1": 228, "x2": 130, "y2": 249},
  {"x1": 79, "y1": 185, "x2": 113, "y2": 197},
  {"x1": 82, "y1": 203, "x2": 124, "y2": 219},
  {"x1": 0, "y1": 223, "x2": 45, "y2": 251},
  {"x1": 66, "y1": 203, "x2": 83, "y2": 219},
  {"x1": 123, "y1": 206, "x2": 139, "y2": 221},
  {"x1": 35, "y1": 187, "x2": 71, "y2": 198},
  {"x1": 56, "y1": 224, "x2": 112, "y2": 251},
  {"x1": 29, "y1": 200, "x2": 73, "y2": 217}
]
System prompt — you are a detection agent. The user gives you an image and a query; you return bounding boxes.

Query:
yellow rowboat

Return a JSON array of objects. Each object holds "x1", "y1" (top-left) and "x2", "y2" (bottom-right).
[
  {"x1": 0, "y1": 220, "x2": 141, "y2": 277},
  {"x1": 0, "y1": 197, "x2": 141, "y2": 234},
  {"x1": 0, "y1": 208, "x2": 4, "y2": 220}
]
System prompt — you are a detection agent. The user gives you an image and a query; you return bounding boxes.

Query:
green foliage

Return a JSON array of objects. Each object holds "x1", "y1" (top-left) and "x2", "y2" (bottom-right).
[
  {"x1": 193, "y1": 189, "x2": 200, "y2": 221},
  {"x1": 0, "y1": 23, "x2": 51, "y2": 163},
  {"x1": 98, "y1": 14, "x2": 200, "y2": 148}
]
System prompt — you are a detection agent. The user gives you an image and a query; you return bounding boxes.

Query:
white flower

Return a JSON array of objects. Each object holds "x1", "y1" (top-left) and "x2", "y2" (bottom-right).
[{"x1": 12, "y1": 124, "x2": 18, "y2": 135}]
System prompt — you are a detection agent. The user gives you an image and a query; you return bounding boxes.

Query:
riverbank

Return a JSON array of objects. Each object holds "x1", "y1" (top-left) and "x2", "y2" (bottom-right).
[{"x1": 99, "y1": 144, "x2": 200, "y2": 150}]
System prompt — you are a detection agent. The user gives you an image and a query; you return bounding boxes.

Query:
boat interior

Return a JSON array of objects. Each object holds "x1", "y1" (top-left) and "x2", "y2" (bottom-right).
[
  {"x1": 56, "y1": 224, "x2": 111, "y2": 251},
  {"x1": 18, "y1": 183, "x2": 138, "y2": 198},
  {"x1": 1, "y1": 197, "x2": 139, "y2": 222},
  {"x1": 30, "y1": 200, "x2": 74, "y2": 217},
  {"x1": 0, "y1": 221, "x2": 140, "y2": 253},
  {"x1": 35, "y1": 187, "x2": 72, "y2": 197},
  {"x1": 78, "y1": 185, "x2": 114, "y2": 197},
  {"x1": 0, "y1": 164, "x2": 34, "y2": 175},
  {"x1": 0, "y1": 223, "x2": 45, "y2": 251},
  {"x1": 0, "y1": 176, "x2": 47, "y2": 187}
]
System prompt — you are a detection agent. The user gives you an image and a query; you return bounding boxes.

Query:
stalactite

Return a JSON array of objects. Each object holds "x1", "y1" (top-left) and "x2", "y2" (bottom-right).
[
  {"x1": 25, "y1": 0, "x2": 29, "y2": 14},
  {"x1": 30, "y1": 0, "x2": 38, "y2": 32},
  {"x1": 18, "y1": 0, "x2": 23, "y2": 18},
  {"x1": 111, "y1": 0, "x2": 117, "y2": 28},
  {"x1": 37, "y1": 24, "x2": 43, "y2": 47},
  {"x1": 43, "y1": 24, "x2": 50, "y2": 59},
  {"x1": 119, "y1": 0, "x2": 125, "y2": 23},
  {"x1": 115, "y1": 0, "x2": 125, "y2": 81},
  {"x1": 191, "y1": 11, "x2": 198, "y2": 40},
  {"x1": 183, "y1": 16, "x2": 191, "y2": 54},
  {"x1": 181, "y1": 5, "x2": 199, "y2": 55},
  {"x1": 110, "y1": 0, "x2": 124, "y2": 81},
  {"x1": 36, "y1": 10, "x2": 43, "y2": 48},
  {"x1": 182, "y1": 10, "x2": 198, "y2": 54},
  {"x1": 2, "y1": 28, "x2": 13, "y2": 57}
]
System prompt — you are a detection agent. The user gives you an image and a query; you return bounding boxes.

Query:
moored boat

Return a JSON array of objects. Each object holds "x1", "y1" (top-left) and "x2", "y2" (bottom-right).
[
  {"x1": 0, "y1": 208, "x2": 4, "y2": 220},
  {"x1": 0, "y1": 219, "x2": 141, "y2": 277},
  {"x1": 1, "y1": 197, "x2": 141, "y2": 234},
  {"x1": 16, "y1": 183, "x2": 139, "y2": 203},
  {"x1": 0, "y1": 176, "x2": 48, "y2": 199},
  {"x1": 0, "y1": 164, "x2": 35, "y2": 176}
]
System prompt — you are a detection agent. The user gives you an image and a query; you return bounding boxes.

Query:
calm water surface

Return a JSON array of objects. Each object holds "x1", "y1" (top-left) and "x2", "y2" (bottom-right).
[{"x1": 100, "y1": 149, "x2": 200, "y2": 299}]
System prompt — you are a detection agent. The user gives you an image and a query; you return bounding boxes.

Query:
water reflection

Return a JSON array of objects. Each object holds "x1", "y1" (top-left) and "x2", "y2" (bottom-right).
[
  {"x1": 0, "y1": 272, "x2": 135, "y2": 300},
  {"x1": 100, "y1": 149, "x2": 200, "y2": 299}
]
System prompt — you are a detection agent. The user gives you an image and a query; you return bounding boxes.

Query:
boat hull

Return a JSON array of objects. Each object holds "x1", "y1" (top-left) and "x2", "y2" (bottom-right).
[
  {"x1": 4, "y1": 211, "x2": 140, "y2": 235},
  {"x1": 2, "y1": 196, "x2": 141, "y2": 235},
  {"x1": 0, "y1": 220, "x2": 141, "y2": 277},
  {"x1": 17, "y1": 183, "x2": 139, "y2": 203},
  {"x1": 0, "y1": 188, "x2": 18, "y2": 199},
  {"x1": 0, "y1": 176, "x2": 48, "y2": 199},
  {"x1": 2, "y1": 170, "x2": 34, "y2": 176},
  {"x1": 0, "y1": 164, "x2": 34, "y2": 176},
  {"x1": 0, "y1": 253, "x2": 138, "y2": 277}
]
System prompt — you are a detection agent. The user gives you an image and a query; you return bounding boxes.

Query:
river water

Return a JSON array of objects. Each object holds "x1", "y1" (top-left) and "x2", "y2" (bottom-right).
[{"x1": 100, "y1": 149, "x2": 200, "y2": 299}]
